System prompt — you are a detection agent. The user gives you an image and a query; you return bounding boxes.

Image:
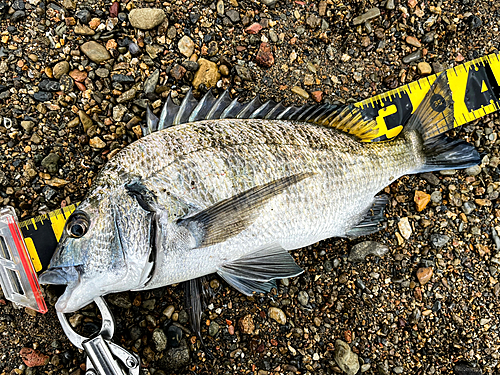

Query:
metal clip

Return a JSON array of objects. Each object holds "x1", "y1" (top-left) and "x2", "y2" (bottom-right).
[{"x1": 57, "y1": 297, "x2": 140, "y2": 375}]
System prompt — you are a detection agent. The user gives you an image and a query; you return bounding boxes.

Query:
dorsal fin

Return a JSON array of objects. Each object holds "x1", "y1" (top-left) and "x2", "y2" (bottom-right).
[{"x1": 146, "y1": 89, "x2": 379, "y2": 141}]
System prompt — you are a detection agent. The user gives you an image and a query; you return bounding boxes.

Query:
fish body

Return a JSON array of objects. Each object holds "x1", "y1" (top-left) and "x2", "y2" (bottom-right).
[{"x1": 39, "y1": 74, "x2": 480, "y2": 316}]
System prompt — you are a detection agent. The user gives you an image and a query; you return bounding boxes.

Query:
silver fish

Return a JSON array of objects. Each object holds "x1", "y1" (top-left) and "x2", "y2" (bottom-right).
[{"x1": 39, "y1": 74, "x2": 479, "y2": 325}]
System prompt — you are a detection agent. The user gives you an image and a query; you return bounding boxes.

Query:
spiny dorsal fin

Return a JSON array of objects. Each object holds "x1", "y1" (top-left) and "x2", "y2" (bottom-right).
[{"x1": 144, "y1": 89, "x2": 379, "y2": 141}]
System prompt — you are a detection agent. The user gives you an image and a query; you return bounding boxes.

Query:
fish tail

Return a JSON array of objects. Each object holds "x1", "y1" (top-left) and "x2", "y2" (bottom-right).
[{"x1": 403, "y1": 72, "x2": 480, "y2": 172}]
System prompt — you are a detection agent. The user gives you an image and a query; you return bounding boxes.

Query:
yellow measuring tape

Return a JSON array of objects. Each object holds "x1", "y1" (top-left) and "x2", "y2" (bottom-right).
[{"x1": 357, "y1": 52, "x2": 500, "y2": 141}]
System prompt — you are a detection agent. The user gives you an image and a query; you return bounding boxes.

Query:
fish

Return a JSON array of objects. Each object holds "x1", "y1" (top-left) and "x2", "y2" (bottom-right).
[{"x1": 39, "y1": 73, "x2": 479, "y2": 334}]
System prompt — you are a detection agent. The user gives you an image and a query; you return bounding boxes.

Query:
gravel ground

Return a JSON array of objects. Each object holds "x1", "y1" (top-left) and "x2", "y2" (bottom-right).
[{"x1": 1, "y1": 0, "x2": 500, "y2": 374}]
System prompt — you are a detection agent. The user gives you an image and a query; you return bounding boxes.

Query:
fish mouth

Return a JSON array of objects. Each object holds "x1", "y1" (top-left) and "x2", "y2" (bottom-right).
[{"x1": 39, "y1": 266, "x2": 82, "y2": 313}]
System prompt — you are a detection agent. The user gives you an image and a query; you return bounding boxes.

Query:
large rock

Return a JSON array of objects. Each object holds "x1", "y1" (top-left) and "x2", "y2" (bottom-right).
[
  {"x1": 129, "y1": 8, "x2": 166, "y2": 30},
  {"x1": 80, "y1": 41, "x2": 111, "y2": 63},
  {"x1": 334, "y1": 340, "x2": 360, "y2": 375},
  {"x1": 192, "y1": 58, "x2": 220, "y2": 89}
]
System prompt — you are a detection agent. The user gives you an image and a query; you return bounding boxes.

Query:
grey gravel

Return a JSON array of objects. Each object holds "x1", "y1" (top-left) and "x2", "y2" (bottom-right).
[{"x1": 348, "y1": 241, "x2": 389, "y2": 262}]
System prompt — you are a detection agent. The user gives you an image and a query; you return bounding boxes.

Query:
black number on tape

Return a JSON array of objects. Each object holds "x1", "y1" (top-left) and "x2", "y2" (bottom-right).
[{"x1": 464, "y1": 62, "x2": 500, "y2": 112}]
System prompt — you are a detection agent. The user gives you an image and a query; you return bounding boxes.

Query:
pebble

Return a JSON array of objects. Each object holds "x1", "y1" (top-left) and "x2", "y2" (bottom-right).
[
  {"x1": 117, "y1": 88, "x2": 137, "y2": 103},
  {"x1": 216, "y1": 0, "x2": 224, "y2": 16},
  {"x1": 19, "y1": 348, "x2": 49, "y2": 367},
  {"x1": 405, "y1": 36, "x2": 421, "y2": 48},
  {"x1": 226, "y1": 10, "x2": 240, "y2": 23},
  {"x1": 430, "y1": 191, "x2": 442, "y2": 204},
  {"x1": 238, "y1": 314, "x2": 255, "y2": 335},
  {"x1": 297, "y1": 291, "x2": 309, "y2": 306},
  {"x1": 167, "y1": 325, "x2": 183, "y2": 348},
  {"x1": 11, "y1": 10, "x2": 26, "y2": 22},
  {"x1": 416, "y1": 267, "x2": 433, "y2": 285},
  {"x1": 291, "y1": 86, "x2": 309, "y2": 99},
  {"x1": 158, "y1": 341, "x2": 190, "y2": 370},
  {"x1": 465, "y1": 164, "x2": 481, "y2": 176},
  {"x1": 75, "y1": 9, "x2": 91, "y2": 23},
  {"x1": 95, "y1": 68, "x2": 109, "y2": 78},
  {"x1": 41, "y1": 153, "x2": 59, "y2": 174},
  {"x1": 208, "y1": 321, "x2": 220, "y2": 336},
  {"x1": 310, "y1": 91, "x2": 323, "y2": 103},
  {"x1": 255, "y1": 42, "x2": 274, "y2": 68},
  {"x1": 74, "y1": 25, "x2": 95, "y2": 36},
  {"x1": 192, "y1": 58, "x2": 220, "y2": 89},
  {"x1": 349, "y1": 241, "x2": 389, "y2": 262},
  {"x1": 33, "y1": 91, "x2": 52, "y2": 102},
  {"x1": 398, "y1": 217, "x2": 412, "y2": 239},
  {"x1": 430, "y1": 234, "x2": 450, "y2": 249},
  {"x1": 170, "y1": 64, "x2": 187, "y2": 81},
  {"x1": 128, "y1": 8, "x2": 166, "y2": 30},
  {"x1": 268, "y1": 307, "x2": 286, "y2": 325},
  {"x1": 53, "y1": 61, "x2": 70, "y2": 79},
  {"x1": 163, "y1": 305, "x2": 175, "y2": 319},
  {"x1": 334, "y1": 340, "x2": 360, "y2": 375},
  {"x1": 107, "y1": 293, "x2": 131, "y2": 308},
  {"x1": 454, "y1": 363, "x2": 482, "y2": 375},
  {"x1": 89, "y1": 137, "x2": 106, "y2": 149},
  {"x1": 414, "y1": 190, "x2": 431, "y2": 211},
  {"x1": 402, "y1": 50, "x2": 422, "y2": 64},
  {"x1": 21, "y1": 121, "x2": 35, "y2": 132},
  {"x1": 463, "y1": 201, "x2": 476, "y2": 215},
  {"x1": 385, "y1": 0, "x2": 395, "y2": 10},
  {"x1": 352, "y1": 7, "x2": 380, "y2": 25},
  {"x1": 417, "y1": 62, "x2": 432, "y2": 75},
  {"x1": 80, "y1": 41, "x2": 111, "y2": 63},
  {"x1": 144, "y1": 69, "x2": 159, "y2": 95},
  {"x1": 78, "y1": 110, "x2": 93, "y2": 132},
  {"x1": 245, "y1": 23, "x2": 263, "y2": 34},
  {"x1": 178, "y1": 35, "x2": 195, "y2": 58},
  {"x1": 152, "y1": 328, "x2": 167, "y2": 352}
]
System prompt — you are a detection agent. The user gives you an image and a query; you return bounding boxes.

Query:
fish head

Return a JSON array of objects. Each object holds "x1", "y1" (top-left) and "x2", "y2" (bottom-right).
[{"x1": 39, "y1": 190, "x2": 133, "y2": 313}]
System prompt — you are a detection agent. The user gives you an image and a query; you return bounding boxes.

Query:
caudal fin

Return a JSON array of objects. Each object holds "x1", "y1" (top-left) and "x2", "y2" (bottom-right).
[{"x1": 403, "y1": 72, "x2": 480, "y2": 172}]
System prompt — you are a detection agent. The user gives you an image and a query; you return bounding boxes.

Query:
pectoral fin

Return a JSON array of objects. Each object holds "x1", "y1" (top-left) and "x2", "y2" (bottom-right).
[
  {"x1": 217, "y1": 243, "x2": 303, "y2": 296},
  {"x1": 178, "y1": 172, "x2": 313, "y2": 247},
  {"x1": 345, "y1": 195, "x2": 389, "y2": 238}
]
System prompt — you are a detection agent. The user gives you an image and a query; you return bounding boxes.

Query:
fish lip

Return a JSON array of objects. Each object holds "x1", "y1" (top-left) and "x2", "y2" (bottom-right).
[{"x1": 38, "y1": 266, "x2": 79, "y2": 286}]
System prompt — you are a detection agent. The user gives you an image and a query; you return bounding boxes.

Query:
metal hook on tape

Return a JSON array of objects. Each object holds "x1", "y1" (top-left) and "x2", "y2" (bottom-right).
[{"x1": 57, "y1": 297, "x2": 140, "y2": 375}]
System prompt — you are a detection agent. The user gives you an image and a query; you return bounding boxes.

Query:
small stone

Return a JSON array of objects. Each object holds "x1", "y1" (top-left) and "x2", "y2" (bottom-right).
[
  {"x1": 405, "y1": 36, "x2": 421, "y2": 48},
  {"x1": 11, "y1": 10, "x2": 26, "y2": 22},
  {"x1": 414, "y1": 190, "x2": 431, "y2": 211},
  {"x1": 107, "y1": 293, "x2": 132, "y2": 308},
  {"x1": 74, "y1": 24, "x2": 95, "y2": 36},
  {"x1": 89, "y1": 137, "x2": 106, "y2": 149},
  {"x1": 41, "y1": 153, "x2": 60, "y2": 174},
  {"x1": 167, "y1": 325, "x2": 183, "y2": 348},
  {"x1": 117, "y1": 88, "x2": 137, "y2": 103},
  {"x1": 81, "y1": 41, "x2": 111, "y2": 63},
  {"x1": 216, "y1": 0, "x2": 224, "y2": 16},
  {"x1": 95, "y1": 68, "x2": 110, "y2": 78},
  {"x1": 192, "y1": 58, "x2": 221, "y2": 89},
  {"x1": 152, "y1": 328, "x2": 168, "y2": 352},
  {"x1": 385, "y1": 0, "x2": 395, "y2": 9},
  {"x1": 349, "y1": 241, "x2": 389, "y2": 262},
  {"x1": 129, "y1": 8, "x2": 166, "y2": 30},
  {"x1": 334, "y1": 340, "x2": 360, "y2": 375},
  {"x1": 268, "y1": 307, "x2": 286, "y2": 325},
  {"x1": 144, "y1": 69, "x2": 159, "y2": 94},
  {"x1": 69, "y1": 313, "x2": 83, "y2": 328},
  {"x1": 142, "y1": 299, "x2": 156, "y2": 310},
  {"x1": 402, "y1": 50, "x2": 422, "y2": 64},
  {"x1": 219, "y1": 64, "x2": 230, "y2": 76},
  {"x1": 33, "y1": 91, "x2": 52, "y2": 102},
  {"x1": 110, "y1": 2, "x2": 119, "y2": 18},
  {"x1": 430, "y1": 191, "x2": 442, "y2": 204},
  {"x1": 311, "y1": 91, "x2": 323, "y2": 103},
  {"x1": 19, "y1": 348, "x2": 49, "y2": 367},
  {"x1": 226, "y1": 10, "x2": 240, "y2": 23},
  {"x1": 158, "y1": 340, "x2": 190, "y2": 370},
  {"x1": 417, "y1": 62, "x2": 432, "y2": 75},
  {"x1": 70, "y1": 69, "x2": 87, "y2": 82},
  {"x1": 463, "y1": 201, "x2": 476, "y2": 215},
  {"x1": 430, "y1": 233, "x2": 450, "y2": 249},
  {"x1": 465, "y1": 164, "x2": 481, "y2": 176},
  {"x1": 297, "y1": 291, "x2": 309, "y2": 306},
  {"x1": 163, "y1": 305, "x2": 175, "y2": 319},
  {"x1": 76, "y1": 9, "x2": 91, "y2": 23},
  {"x1": 352, "y1": 7, "x2": 380, "y2": 25},
  {"x1": 170, "y1": 64, "x2": 187, "y2": 80},
  {"x1": 21, "y1": 121, "x2": 35, "y2": 132},
  {"x1": 453, "y1": 363, "x2": 482, "y2": 375},
  {"x1": 78, "y1": 110, "x2": 93, "y2": 132},
  {"x1": 245, "y1": 23, "x2": 262, "y2": 34},
  {"x1": 255, "y1": 42, "x2": 274, "y2": 68},
  {"x1": 291, "y1": 86, "x2": 309, "y2": 99},
  {"x1": 398, "y1": 217, "x2": 412, "y2": 240},
  {"x1": 238, "y1": 315, "x2": 255, "y2": 334},
  {"x1": 416, "y1": 267, "x2": 433, "y2": 285},
  {"x1": 53, "y1": 61, "x2": 70, "y2": 79},
  {"x1": 208, "y1": 321, "x2": 220, "y2": 336},
  {"x1": 178, "y1": 35, "x2": 195, "y2": 58}
]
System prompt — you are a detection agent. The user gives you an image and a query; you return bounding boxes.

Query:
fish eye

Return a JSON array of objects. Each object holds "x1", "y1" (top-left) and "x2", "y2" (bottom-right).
[{"x1": 66, "y1": 212, "x2": 90, "y2": 239}]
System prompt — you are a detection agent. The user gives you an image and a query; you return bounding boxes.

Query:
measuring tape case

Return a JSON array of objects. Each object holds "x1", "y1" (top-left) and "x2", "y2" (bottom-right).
[{"x1": 1, "y1": 53, "x2": 500, "y2": 313}]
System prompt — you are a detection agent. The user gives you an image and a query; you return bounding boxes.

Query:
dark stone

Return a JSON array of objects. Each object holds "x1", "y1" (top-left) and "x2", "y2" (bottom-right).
[
  {"x1": 189, "y1": 12, "x2": 200, "y2": 24},
  {"x1": 128, "y1": 42, "x2": 140, "y2": 55},
  {"x1": 158, "y1": 340, "x2": 190, "y2": 370},
  {"x1": 422, "y1": 32, "x2": 435, "y2": 44},
  {"x1": 402, "y1": 50, "x2": 422, "y2": 64},
  {"x1": 170, "y1": 64, "x2": 186, "y2": 80},
  {"x1": 117, "y1": 12, "x2": 127, "y2": 22},
  {"x1": 39, "y1": 79, "x2": 61, "y2": 92},
  {"x1": 111, "y1": 74, "x2": 135, "y2": 83},
  {"x1": 129, "y1": 326, "x2": 143, "y2": 341},
  {"x1": 453, "y1": 362, "x2": 482, "y2": 375},
  {"x1": 59, "y1": 74, "x2": 74, "y2": 93},
  {"x1": 41, "y1": 153, "x2": 60, "y2": 173},
  {"x1": 10, "y1": 10, "x2": 26, "y2": 22},
  {"x1": 226, "y1": 10, "x2": 240, "y2": 23},
  {"x1": 12, "y1": 0, "x2": 25, "y2": 10},
  {"x1": 167, "y1": 325, "x2": 182, "y2": 348},
  {"x1": 33, "y1": 91, "x2": 53, "y2": 101},
  {"x1": 75, "y1": 9, "x2": 91, "y2": 24},
  {"x1": 181, "y1": 60, "x2": 199, "y2": 71},
  {"x1": 469, "y1": 15, "x2": 482, "y2": 30},
  {"x1": 42, "y1": 186, "x2": 57, "y2": 201},
  {"x1": 235, "y1": 65, "x2": 252, "y2": 81},
  {"x1": 430, "y1": 234, "x2": 450, "y2": 248}
]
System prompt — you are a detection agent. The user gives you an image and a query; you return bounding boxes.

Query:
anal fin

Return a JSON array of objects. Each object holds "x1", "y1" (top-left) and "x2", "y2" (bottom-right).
[
  {"x1": 345, "y1": 195, "x2": 389, "y2": 238},
  {"x1": 217, "y1": 243, "x2": 303, "y2": 296}
]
